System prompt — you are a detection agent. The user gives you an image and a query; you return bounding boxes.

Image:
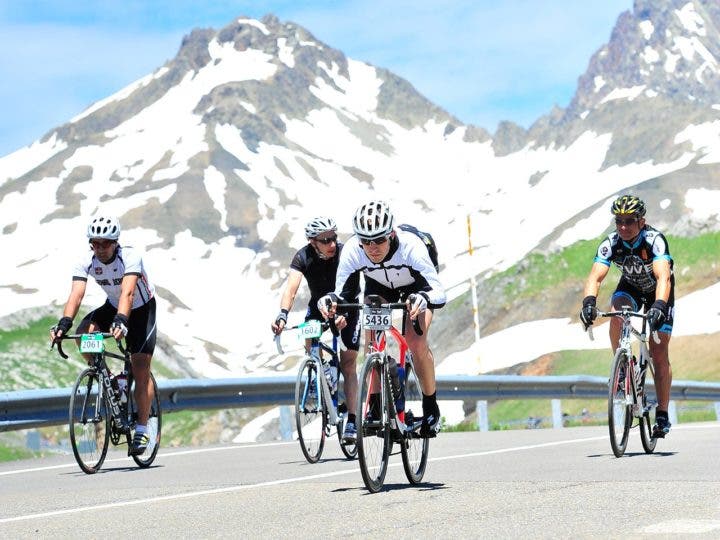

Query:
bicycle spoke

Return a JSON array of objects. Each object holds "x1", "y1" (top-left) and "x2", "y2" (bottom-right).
[
  {"x1": 357, "y1": 355, "x2": 390, "y2": 492},
  {"x1": 295, "y1": 358, "x2": 325, "y2": 463},
  {"x1": 69, "y1": 369, "x2": 109, "y2": 474}
]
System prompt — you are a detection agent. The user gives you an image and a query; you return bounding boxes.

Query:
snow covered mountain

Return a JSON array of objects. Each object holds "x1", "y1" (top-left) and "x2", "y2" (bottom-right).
[{"x1": 1, "y1": 2, "x2": 719, "y2": 379}]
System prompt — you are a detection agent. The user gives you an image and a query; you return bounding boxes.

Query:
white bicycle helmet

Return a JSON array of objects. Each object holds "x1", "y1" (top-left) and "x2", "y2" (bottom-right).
[
  {"x1": 352, "y1": 200, "x2": 394, "y2": 240},
  {"x1": 87, "y1": 215, "x2": 121, "y2": 240},
  {"x1": 305, "y1": 216, "x2": 337, "y2": 239}
]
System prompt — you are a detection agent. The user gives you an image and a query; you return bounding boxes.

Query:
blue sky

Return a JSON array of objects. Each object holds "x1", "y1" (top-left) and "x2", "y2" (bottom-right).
[{"x1": 0, "y1": 1, "x2": 632, "y2": 157}]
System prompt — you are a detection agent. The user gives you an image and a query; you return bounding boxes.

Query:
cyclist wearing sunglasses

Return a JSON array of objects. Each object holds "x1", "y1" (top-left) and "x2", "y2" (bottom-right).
[
  {"x1": 50, "y1": 214, "x2": 158, "y2": 455},
  {"x1": 579, "y1": 194, "x2": 675, "y2": 438},
  {"x1": 271, "y1": 216, "x2": 361, "y2": 443},
  {"x1": 318, "y1": 200, "x2": 446, "y2": 438}
]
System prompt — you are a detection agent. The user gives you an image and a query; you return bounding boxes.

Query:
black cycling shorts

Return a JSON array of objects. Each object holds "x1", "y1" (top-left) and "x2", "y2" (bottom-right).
[
  {"x1": 611, "y1": 279, "x2": 675, "y2": 335},
  {"x1": 79, "y1": 298, "x2": 157, "y2": 355}
]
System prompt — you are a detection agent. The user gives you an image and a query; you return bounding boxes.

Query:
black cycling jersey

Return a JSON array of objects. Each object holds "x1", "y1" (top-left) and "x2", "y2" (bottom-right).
[
  {"x1": 593, "y1": 225, "x2": 674, "y2": 294},
  {"x1": 290, "y1": 242, "x2": 360, "y2": 306}
]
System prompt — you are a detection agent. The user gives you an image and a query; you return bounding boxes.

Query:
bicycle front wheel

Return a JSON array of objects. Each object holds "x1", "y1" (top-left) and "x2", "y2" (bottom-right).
[
  {"x1": 295, "y1": 358, "x2": 326, "y2": 463},
  {"x1": 608, "y1": 351, "x2": 631, "y2": 457},
  {"x1": 401, "y1": 355, "x2": 428, "y2": 484},
  {"x1": 69, "y1": 368, "x2": 110, "y2": 474},
  {"x1": 639, "y1": 359, "x2": 657, "y2": 453},
  {"x1": 128, "y1": 372, "x2": 162, "y2": 468},
  {"x1": 356, "y1": 354, "x2": 391, "y2": 493}
]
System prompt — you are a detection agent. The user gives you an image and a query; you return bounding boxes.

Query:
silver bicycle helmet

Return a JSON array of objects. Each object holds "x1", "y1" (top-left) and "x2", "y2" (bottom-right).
[
  {"x1": 87, "y1": 215, "x2": 121, "y2": 240},
  {"x1": 305, "y1": 216, "x2": 337, "y2": 239},
  {"x1": 352, "y1": 200, "x2": 394, "y2": 240}
]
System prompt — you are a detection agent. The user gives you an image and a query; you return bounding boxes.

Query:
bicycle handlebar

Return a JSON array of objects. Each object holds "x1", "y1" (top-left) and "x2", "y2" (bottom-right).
[
  {"x1": 274, "y1": 320, "x2": 337, "y2": 355},
  {"x1": 335, "y1": 301, "x2": 423, "y2": 336},
  {"x1": 51, "y1": 332, "x2": 128, "y2": 359},
  {"x1": 586, "y1": 309, "x2": 660, "y2": 344}
]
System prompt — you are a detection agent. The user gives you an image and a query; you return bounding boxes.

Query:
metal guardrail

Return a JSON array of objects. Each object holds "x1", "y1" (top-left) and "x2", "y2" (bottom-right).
[{"x1": 2, "y1": 375, "x2": 720, "y2": 432}]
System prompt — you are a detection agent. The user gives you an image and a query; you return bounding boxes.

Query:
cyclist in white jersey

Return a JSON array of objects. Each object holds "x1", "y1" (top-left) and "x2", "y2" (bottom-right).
[
  {"x1": 50, "y1": 215, "x2": 157, "y2": 456},
  {"x1": 318, "y1": 200, "x2": 446, "y2": 437}
]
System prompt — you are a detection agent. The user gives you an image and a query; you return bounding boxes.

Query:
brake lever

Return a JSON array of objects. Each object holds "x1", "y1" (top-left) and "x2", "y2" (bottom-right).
[{"x1": 274, "y1": 334, "x2": 284, "y2": 355}]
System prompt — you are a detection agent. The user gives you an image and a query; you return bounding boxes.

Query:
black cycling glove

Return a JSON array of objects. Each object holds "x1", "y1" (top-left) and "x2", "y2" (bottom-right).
[
  {"x1": 53, "y1": 316, "x2": 73, "y2": 336},
  {"x1": 646, "y1": 299, "x2": 668, "y2": 332},
  {"x1": 110, "y1": 313, "x2": 129, "y2": 337},
  {"x1": 579, "y1": 296, "x2": 597, "y2": 329}
]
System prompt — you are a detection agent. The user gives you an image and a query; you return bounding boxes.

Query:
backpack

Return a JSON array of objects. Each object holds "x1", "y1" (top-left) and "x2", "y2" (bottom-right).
[{"x1": 397, "y1": 224, "x2": 440, "y2": 272}]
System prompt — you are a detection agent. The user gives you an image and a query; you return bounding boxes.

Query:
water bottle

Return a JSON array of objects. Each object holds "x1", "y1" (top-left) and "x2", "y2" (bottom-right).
[
  {"x1": 324, "y1": 359, "x2": 338, "y2": 407},
  {"x1": 116, "y1": 371, "x2": 128, "y2": 404}
]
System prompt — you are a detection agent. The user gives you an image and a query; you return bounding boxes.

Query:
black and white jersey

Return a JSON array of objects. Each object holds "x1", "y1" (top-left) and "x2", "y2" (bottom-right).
[
  {"x1": 71, "y1": 245, "x2": 155, "y2": 309},
  {"x1": 334, "y1": 230, "x2": 446, "y2": 308},
  {"x1": 593, "y1": 225, "x2": 673, "y2": 293}
]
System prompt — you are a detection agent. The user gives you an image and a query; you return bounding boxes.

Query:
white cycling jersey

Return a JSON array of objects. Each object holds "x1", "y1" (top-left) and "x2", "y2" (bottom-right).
[
  {"x1": 71, "y1": 245, "x2": 155, "y2": 309},
  {"x1": 333, "y1": 230, "x2": 446, "y2": 307}
]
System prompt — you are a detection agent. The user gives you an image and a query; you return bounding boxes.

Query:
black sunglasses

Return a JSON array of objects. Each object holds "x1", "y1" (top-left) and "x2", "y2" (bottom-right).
[
  {"x1": 314, "y1": 235, "x2": 337, "y2": 245},
  {"x1": 360, "y1": 235, "x2": 389, "y2": 246},
  {"x1": 615, "y1": 217, "x2": 639, "y2": 226}
]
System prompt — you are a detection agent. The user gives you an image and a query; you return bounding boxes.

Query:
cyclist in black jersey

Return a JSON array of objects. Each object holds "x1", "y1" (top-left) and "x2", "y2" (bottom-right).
[
  {"x1": 271, "y1": 217, "x2": 361, "y2": 443},
  {"x1": 580, "y1": 195, "x2": 674, "y2": 438},
  {"x1": 50, "y1": 215, "x2": 158, "y2": 455},
  {"x1": 317, "y1": 200, "x2": 446, "y2": 438}
]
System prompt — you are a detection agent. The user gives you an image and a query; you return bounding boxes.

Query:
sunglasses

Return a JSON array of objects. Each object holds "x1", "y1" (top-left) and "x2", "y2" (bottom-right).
[
  {"x1": 615, "y1": 217, "x2": 639, "y2": 226},
  {"x1": 90, "y1": 239, "x2": 115, "y2": 249},
  {"x1": 314, "y1": 235, "x2": 337, "y2": 245},
  {"x1": 360, "y1": 235, "x2": 389, "y2": 246}
]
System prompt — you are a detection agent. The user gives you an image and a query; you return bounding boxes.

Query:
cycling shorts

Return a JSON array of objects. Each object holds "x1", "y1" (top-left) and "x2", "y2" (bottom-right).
[
  {"x1": 80, "y1": 298, "x2": 157, "y2": 355},
  {"x1": 611, "y1": 279, "x2": 675, "y2": 335}
]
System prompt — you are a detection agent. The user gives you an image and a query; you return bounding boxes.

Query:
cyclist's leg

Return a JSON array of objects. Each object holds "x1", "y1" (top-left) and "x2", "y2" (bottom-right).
[
  {"x1": 127, "y1": 300, "x2": 157, "y2": 452},
  {"x1": 340, "y1": 309, "x2": 361, "y2": 418},
  {"x1": 650, "y1": 292, "x2": 674, "y2": 435},
  {"x1": 404, "y1": 309, "x2": 440, "y2": 436}
]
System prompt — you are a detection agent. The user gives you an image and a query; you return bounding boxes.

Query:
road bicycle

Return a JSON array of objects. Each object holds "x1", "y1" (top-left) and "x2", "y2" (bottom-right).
[
  {"x1": 588, "y1": 306, "x2": 659, "y2": 457},
  {"x1": 275, "y1": 320, "x2": 357, "y2": 463},
  {"x1": 336, "y1": 294, "x2": 428, "y2": 493},
  {"x1": 53, "y1": 333, "x2": 161, "y2": 473}
]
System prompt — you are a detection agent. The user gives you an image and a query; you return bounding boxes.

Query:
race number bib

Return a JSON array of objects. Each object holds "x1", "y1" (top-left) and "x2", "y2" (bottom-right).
[
  {"x1": 79, "y1": 333, "x2": 105, "y2": 353},
  {"x1": 298, "y1": 320, "x2": 323, "y2": 339},
  {"x1": 362, "y1": 306, "x2": 392, "y2": 330}
]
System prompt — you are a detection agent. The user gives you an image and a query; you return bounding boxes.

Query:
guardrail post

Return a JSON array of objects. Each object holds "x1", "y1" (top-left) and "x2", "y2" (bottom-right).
[
  {"x1": 476, "y1": 400, "x2": 489, "y2": 432},
  {"x1": 715, "y1": 402, "x2": 720, "y2": 421},
  {"x1": 279, "y1": 406, "x2": 293, "y2": 441},
  {"x1": 551, "y1": 399, "x2": 563, "y2": 429},
  {"x1": 668, "y1": 400, "x2": 678, "y2": 426}
]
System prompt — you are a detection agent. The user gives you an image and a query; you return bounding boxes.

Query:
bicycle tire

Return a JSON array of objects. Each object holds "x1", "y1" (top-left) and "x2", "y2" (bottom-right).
[
  {"x1": 608, "y1": 351, "x2": 631, "y2": 457},
  {"x1": 401, "y1": 355, "x2": 429, "y2": 483},
  {"x1": 638, "y1": 360, "x2": 657, "y2": 454},
  {"x1": 356, "y1": 354, "x2": 390, "y2": 493},
  {"x1": 337, "y1": 412, "x2": 358, "y2": 459},
  {"x1": 295, "y1": 358, "x2": 326, "y2": 463},
  {"x1": 69, "y1": 368, "x2": 110, "y2": 474},
  {"x1": 127, "y1": 371, "x2": 162, "y2": 468}
]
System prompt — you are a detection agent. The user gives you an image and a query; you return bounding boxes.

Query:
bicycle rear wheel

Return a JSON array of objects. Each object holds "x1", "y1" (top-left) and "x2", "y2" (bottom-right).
[
  {"x1": 401, "y1": 355, "x2": 429, "y2": 484},
  {"x1": 639, "y1": 359, "x2": 657, "y2": 453},
  {"x1": 295, "y1": 357, "x2": 326, "y2": 463},
  {"x1": 608, "y1": 351, "x2": 632, "y2": 457},
  {"x1": 357, "y1": 354, "x2": 391, "y2": 493},
  {"x1": 128, "y1": 372, "x2": 162, "y2": 468},
  {"x1": 69, "y1": 368, "x2": 110, "y2": 474}
]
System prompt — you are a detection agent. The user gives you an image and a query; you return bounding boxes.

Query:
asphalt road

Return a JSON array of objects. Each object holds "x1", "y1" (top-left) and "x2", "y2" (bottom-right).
[{"x1": 2, "y1": 423, "x2": 720, "y2": 538}]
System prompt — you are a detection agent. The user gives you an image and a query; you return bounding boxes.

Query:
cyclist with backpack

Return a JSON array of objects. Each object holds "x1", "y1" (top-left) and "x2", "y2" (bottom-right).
[
  {"x1": 271, "y1": 217, "x2": 362, "y2": 443},
  {"x1": 318, "y1": 200, "x2": 446, "y2": 437}
]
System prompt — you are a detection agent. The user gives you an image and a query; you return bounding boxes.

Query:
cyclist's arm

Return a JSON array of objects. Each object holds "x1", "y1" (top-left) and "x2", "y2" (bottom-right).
[
  {"x1": 583, "y1": 262, "x2": 610, "y2": 297},
  {"x1": 117, "y1": 274, "x2": 139, "y2": 318},
  {"x1": 62, "y1": 278, "x2": 88, "y2": 320},
  {"x1": 279, "y1": 269, "x2": 303, "y2": 311},
  {"x1": 652, "y1": 258, "x2": 672, "y2": 303}
]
